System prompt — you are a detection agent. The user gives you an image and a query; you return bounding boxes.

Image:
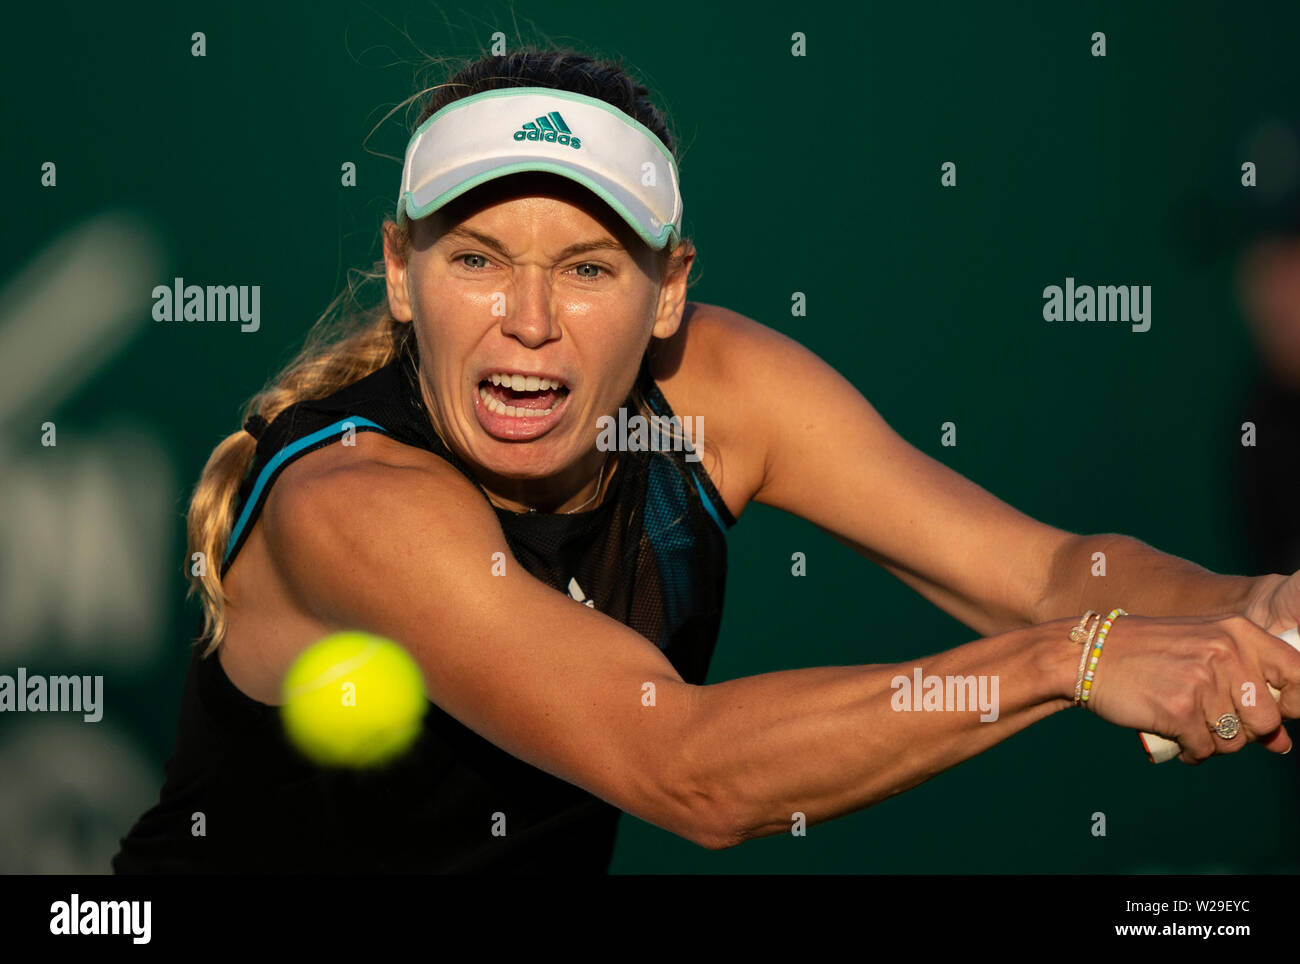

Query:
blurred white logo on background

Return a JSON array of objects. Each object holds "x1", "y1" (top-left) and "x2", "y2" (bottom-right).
[{"x1": 0, "y1": 212, "x2": 173, "y2": 664}]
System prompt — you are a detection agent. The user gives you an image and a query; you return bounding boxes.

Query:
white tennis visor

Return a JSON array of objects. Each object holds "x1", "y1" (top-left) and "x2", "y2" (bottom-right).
[{"x1": 397, "y1": 86, "x2": 683, "y2": 251}]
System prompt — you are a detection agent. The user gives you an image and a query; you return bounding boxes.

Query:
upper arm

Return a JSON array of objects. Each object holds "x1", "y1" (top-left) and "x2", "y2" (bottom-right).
[
  {"x1": 694, "y1": 304, "x2": 1077, "y2": 635},
  {"x1": 262, "y1": 448, "x2": 727, "y2": 848}
]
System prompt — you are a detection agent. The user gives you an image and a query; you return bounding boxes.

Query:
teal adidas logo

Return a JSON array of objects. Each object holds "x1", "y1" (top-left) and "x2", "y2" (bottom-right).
[{"x1": 513, "y1": 111, "x2": 581, "y2": 149}]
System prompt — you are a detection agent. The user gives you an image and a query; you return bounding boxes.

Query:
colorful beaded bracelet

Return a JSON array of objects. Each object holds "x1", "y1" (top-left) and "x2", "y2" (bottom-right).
[{"x1": 1080, "y1": 607, "x2": 1127, "y2": 705}]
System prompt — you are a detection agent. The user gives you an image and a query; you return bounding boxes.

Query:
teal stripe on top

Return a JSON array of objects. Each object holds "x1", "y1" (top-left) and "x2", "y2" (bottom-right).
[
  {"x1": 691, "y1": 473, "x2": 727, "y2": 533},
  {"x1": 641, "y1": 386, "x2": 729, "y2": 534},
  {"x1": 223, "y1": 416, "x2": 389, "y2": 566}
]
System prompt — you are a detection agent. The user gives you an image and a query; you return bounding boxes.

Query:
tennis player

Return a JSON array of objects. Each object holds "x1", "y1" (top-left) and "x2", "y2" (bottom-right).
[{"x1": 113, "y1": 48, "x2": 1300, "y2": 873}]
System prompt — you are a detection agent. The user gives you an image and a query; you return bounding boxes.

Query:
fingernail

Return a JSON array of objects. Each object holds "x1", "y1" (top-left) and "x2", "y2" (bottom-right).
[{"x1": 1284, "y1": 744, "x2": 1294, "y2": 756}]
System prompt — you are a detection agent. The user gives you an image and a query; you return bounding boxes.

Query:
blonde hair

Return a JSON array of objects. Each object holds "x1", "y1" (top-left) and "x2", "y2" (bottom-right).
[{"x1": 187, "y1": 223, "x2": 417, "y2": 656}]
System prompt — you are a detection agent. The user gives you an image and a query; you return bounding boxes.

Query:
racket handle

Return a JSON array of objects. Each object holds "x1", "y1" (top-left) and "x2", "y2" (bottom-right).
[{"x1": 1139, "y1": 626, "x2": 1299, "y2": 764}]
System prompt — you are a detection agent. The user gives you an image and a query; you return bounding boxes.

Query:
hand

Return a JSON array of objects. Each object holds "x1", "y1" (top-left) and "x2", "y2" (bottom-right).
[{"x1": 1085, "y1": 613, "x2": 1300, "y2": 764}]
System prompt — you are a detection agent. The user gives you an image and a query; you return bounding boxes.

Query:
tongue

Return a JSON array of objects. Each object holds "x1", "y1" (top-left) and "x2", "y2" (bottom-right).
[{"x1": 486, "y1": 382, "x2": 561, "y2": 411}]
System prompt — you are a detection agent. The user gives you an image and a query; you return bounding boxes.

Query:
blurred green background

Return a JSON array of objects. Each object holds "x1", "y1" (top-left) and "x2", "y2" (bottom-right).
[{"x1": 1, "y1": 0, "x2": 1297, "y2": 873}]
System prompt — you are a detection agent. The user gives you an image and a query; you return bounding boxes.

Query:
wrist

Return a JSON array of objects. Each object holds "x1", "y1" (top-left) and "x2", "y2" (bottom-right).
[
  {"x1": 1030, "y1": 617, "x2": 1085, "y2": 705},
  {"x1": 1242, "y1": 573, "x2": 1287, "y2": 629}
]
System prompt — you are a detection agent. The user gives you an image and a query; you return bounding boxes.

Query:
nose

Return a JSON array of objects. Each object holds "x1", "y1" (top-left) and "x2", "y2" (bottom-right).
[{"x1": 499, "y1": 265, "x2": 560, "y2": 348}]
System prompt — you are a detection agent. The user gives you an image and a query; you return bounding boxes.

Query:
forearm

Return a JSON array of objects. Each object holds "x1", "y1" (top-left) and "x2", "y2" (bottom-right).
[
  {"x1": 679, "y1": 617, "x2": 1081, "y2": 846},
  {"x1": 1035, "y1": 533, "x2": 1280, "y2": 624}
]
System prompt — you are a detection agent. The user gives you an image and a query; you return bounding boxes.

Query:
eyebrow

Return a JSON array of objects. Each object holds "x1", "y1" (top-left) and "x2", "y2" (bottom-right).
[{"x1": 439, "y1": 226, "x2": 626, "y2": 262}]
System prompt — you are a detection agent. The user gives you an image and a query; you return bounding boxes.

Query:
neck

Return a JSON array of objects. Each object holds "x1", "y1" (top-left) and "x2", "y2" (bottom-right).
[
  {"x1": 439, "y1": 427, "x2": 615, "y2": 516},
  {"x1": 479, "y1": 449, "x2": 615, "y2": 514}
]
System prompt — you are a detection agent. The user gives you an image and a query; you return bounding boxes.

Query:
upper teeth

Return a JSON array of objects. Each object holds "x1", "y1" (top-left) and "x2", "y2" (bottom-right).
[{"x1": 487, "y1": 373, "x2": 564, "y2": 391}]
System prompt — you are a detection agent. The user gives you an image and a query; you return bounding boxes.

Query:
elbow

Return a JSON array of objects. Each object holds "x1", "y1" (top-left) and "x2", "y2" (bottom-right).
[
  {"x1": 645, "y1": 732, "x2": 750, "y2": 852},
  {"x1": 696, "y1": 825, "x2": 748, "y2": 851},
  {"x1": 672, "y1": 796, "x2": 748, "y2": 852},
  {"x1": 620, "y1": 681, "x2": 750, "y2": 852},
  {"x1": 679, "y1": 800, "x2": 747, "y2": 851}
]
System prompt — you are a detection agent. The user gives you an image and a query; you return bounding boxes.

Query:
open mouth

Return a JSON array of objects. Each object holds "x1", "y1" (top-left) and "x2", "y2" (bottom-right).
[{"x1": 477, "y1": 372, "x2": 571, "y2": 418}]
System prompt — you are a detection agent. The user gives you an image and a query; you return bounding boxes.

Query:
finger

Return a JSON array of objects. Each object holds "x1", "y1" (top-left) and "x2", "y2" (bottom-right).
[
  {"x1": 1205, "y1": 679, "x2": 1249, "y2": 756},
  {"x1": 1257, "y1": 723, "x2": 1293, "y2": 754},
  {"x1": 1176, "y1": 686, "x2": 1219, "y2": 764},
  {"x1": 1205, "y1": 623, "x2": 1287, "y2": 753},
  {"x1": 1195, "y1": 637, "x2": 1251, "y2": 755},
  {"x1": 1232, "y1": 671, "x2": 1284, "y2": 751},
  {"x1": 1242, "y1": 683, "x2": 1286, "y2": 751},
  {"x1": 1270, "y1": 672, "x2": 1300, "y2": 720},
  {"x1": 1232, "y1": 618, "x2": 1300, "y2": 716}
]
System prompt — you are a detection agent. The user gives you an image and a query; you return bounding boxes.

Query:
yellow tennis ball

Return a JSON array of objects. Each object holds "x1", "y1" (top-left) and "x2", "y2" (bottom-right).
[{"x1": 280, "y1": 631, "x2": 427, "y2": 768}]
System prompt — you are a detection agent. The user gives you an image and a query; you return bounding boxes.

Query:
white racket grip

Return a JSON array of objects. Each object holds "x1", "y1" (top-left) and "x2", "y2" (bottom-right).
[{"x1": 1139, "y1": 626, "x2": 1300, "y2": 764}]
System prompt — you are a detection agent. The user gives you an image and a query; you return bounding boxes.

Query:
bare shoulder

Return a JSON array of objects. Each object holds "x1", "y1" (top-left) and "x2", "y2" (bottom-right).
[
  {"x1": 262, "y1": 430, "x2": 495, "y2": 590},
  {"x1": 649, "y1": 301, "x2": 790, "y2": 386},
  {"x1": 647, "y1": 302, "x2": 802, "y2": 522},
  {"x1": 272, "y1": 426, "x2": 456, "y2": 489},
  {"x1": 219, "y1": 431, "x2": 494, "y2": 700}
]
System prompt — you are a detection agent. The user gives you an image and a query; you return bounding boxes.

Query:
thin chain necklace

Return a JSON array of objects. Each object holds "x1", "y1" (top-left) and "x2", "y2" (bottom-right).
[{"x1": 489, "y1": 452, "x2": 613, "y2": 515}]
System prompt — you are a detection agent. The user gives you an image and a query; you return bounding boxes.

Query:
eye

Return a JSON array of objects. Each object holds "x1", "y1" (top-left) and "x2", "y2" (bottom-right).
[
  {"x1": 572, "y1": 262, "x2": 605, "y2": 279},
  {"x1": 460, "y1": 253, "x2": 490, "y2": 269}
]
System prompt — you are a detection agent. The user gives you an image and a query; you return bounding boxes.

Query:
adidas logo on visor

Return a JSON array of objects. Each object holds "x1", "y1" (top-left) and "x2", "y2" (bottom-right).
[{"x1": 513, "y1": 111, "x2": 581, "y2": 149}]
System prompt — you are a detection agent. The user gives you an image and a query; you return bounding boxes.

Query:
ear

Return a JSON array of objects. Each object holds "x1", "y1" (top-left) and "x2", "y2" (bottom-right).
[
  {"x1": 383, "y1": 220, "x2": 414, "y2": 323},
  {"x1": 651, "y1": 240, "x2": 696, "y2": 339}
]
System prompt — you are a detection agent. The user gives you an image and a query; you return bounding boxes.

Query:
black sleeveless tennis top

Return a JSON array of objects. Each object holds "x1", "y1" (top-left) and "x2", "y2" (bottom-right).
[{"x1": 112, "y1": 333, "x2": 734, "y2": 873}]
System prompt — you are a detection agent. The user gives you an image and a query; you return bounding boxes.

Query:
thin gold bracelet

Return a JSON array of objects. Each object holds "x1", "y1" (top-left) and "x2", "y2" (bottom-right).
[{"x1": 1072, "y1": 611, "x2": 1102, "y2": 705}]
